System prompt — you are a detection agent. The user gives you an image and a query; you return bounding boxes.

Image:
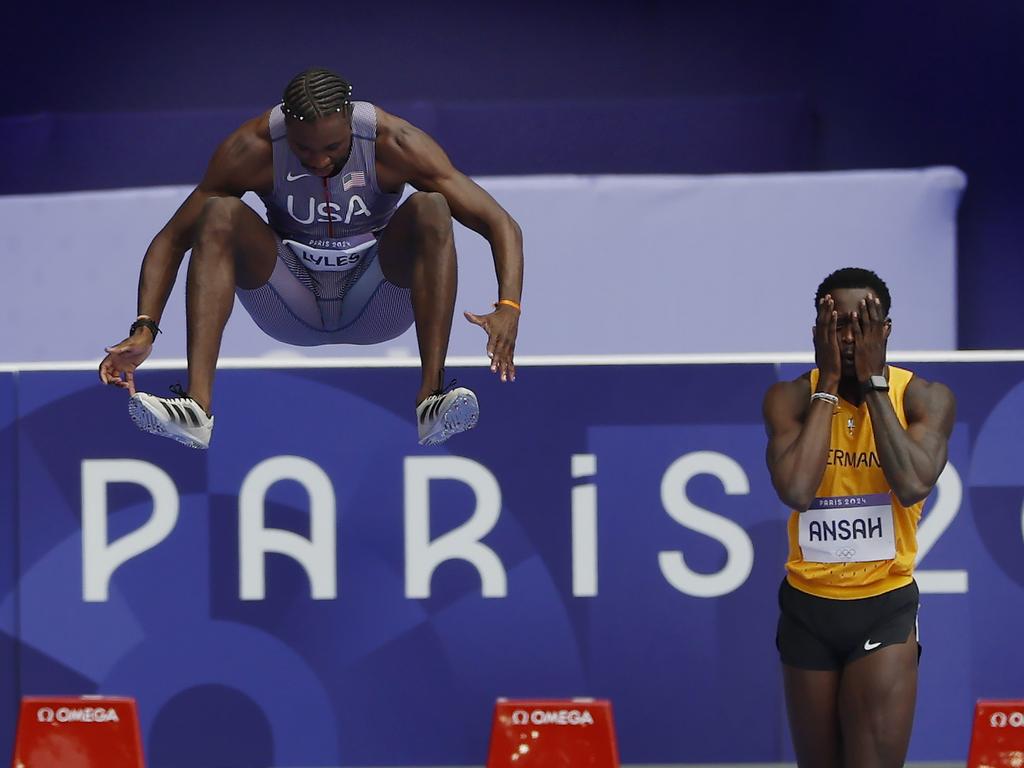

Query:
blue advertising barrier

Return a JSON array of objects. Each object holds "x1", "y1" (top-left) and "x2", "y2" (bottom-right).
[
  {"x1": 0, "y1": 372, "x2": 17, "y2": 765},
  {"x1": 1, "y1": 356, "x2": 1022, "y2": 767}
]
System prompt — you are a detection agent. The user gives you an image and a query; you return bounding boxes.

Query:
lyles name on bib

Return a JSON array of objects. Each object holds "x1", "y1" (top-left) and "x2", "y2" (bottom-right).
[{"x1": 283, "y1": 233, "x2": 377, "y2": 272}]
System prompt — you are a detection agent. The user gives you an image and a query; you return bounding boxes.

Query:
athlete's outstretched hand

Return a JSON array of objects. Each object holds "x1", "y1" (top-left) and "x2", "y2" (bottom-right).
[
  {"x1": 98, "y1": 332, "x2": 153, "y2": 395},
  {"x1": 813, "y1": 294, "x2": 841, "y2": 391},
  {"x1": 464, "y1": 305, "x2": 518, "y2": 382}
]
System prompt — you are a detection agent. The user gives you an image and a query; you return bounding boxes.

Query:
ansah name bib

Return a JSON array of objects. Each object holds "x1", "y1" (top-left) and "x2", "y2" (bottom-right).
[{"x1": 799, "y1": 493, "x2": 896, "y2": 563}]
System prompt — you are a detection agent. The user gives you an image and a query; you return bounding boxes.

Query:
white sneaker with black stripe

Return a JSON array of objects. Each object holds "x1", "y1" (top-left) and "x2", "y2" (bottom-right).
[
  {"x1": 129, "y1": 385, "x2": 214, "y2": 450},
  {"x1": 417, "y1": 386, "x2": 479, "y2": 445}
]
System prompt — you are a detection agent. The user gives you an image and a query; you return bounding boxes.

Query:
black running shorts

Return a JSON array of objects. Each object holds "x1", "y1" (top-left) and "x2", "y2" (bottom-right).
[{"x1": 776, "y1": 578, "x2": 920, "y2": 670}]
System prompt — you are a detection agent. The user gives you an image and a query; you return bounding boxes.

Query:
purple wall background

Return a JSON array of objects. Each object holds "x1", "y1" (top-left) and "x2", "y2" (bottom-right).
[{"x1": 3, "y1": 0, "x2": 1023, "y2": 349}]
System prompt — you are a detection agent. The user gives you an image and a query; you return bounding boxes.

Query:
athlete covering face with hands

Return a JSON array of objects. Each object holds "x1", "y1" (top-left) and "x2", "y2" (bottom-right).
[
  {"x1": 762, "y1": 267, "x2": 955, "y2": 768},
  {"x1": 99, "y1": 67, "x2": 523, "y2": 449}
]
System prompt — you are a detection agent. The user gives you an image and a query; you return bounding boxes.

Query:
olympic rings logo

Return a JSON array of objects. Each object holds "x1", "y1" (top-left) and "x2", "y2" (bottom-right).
[
  {"x1": 834, "y1": 547, "x2": 857, "y2": 560},
  {"x1": 990, "y1": 711, "x2": 1024, "y2": 728}
]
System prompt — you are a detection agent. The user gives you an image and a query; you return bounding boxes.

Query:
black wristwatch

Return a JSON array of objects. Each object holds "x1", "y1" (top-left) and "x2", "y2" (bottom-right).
[{"x1": 862, "y1": 374, "x2": 889, "y2": 394}]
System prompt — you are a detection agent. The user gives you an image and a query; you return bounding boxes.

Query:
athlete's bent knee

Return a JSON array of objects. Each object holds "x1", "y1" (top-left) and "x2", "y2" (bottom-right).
[
  {"x1": 407, "y1": 191, "x2": 453, "y2": 242},
  {"x1": 195, "y1": 196, "x2": 246, "y2": 251}
]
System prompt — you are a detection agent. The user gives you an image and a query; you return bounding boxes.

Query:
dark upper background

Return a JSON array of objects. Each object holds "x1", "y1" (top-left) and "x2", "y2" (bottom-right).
[{"x1": 3, "y1": 0, "x2": 1021, "y2": 349}]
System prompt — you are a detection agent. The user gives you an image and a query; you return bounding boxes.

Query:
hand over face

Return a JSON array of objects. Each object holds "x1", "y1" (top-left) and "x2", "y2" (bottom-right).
[
  {"x1": 851, "y1": 292, "x2": 889, "y2": 383},
  {"x1": 813, "y1": 294, "x2": 841, "y2": 388}
]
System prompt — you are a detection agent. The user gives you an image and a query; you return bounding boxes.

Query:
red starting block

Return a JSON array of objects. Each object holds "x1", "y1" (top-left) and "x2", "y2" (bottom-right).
[
  {"x1": 10, "y1": 696, "x2": 145, "y2": 768},
  {"x1": 968, "y1": 700, "x2": 1024, "y2": 768},
  {"x1": 486, "y1": 698, "x2": 619, "y2": 767}
]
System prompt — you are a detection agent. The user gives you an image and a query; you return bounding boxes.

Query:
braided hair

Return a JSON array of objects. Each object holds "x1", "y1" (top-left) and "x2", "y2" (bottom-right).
[{"x1": 281, "y1": 68, "x2": 353, "y2": 122}]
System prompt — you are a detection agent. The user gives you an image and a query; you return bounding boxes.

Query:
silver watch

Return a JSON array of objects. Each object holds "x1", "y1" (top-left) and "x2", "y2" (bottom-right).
[{"x1": 863, "y1": 374, "x2": 889, "y2": 393}]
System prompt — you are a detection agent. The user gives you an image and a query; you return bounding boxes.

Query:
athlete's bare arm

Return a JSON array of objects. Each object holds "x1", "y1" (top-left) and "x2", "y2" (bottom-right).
[
  {"x1": 851, "y1": 293, "x2": 956, "y2": 505},
  {"x1": 98, "y1": 112, "x2": 274, "y2": 390},
  {"x1": 764, "y1": 295, "x2": 845, "y2": 511},
  {"x1": 138, "y1": 113, "x2": 273, "y2": 324},
  {"x1": 866, "y1": 375, "x2": 955, "y2": 505},
  {"x1": 374, "y1": 108, "x2": 523, "y2": 375},
  {"x1": 764, "y1": 378, "x2": 832, "y2": 511}
]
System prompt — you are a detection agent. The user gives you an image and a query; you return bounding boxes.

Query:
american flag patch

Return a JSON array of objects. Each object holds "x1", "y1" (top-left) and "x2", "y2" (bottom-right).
[{"x1": 342, "y1": 171, "x2": 366, "y2": 191}]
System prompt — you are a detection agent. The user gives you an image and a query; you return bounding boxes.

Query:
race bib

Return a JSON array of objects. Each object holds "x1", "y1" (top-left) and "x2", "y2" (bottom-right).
[
  {"x1": 798, "y1": 493, "x2": 896, "y2": 563},
  {"x1": 284, "y1": 234, "x2": 376, "y2": 272}
]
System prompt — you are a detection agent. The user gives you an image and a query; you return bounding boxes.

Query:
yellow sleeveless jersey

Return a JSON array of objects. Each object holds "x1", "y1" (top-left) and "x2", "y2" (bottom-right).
[{"x1": 785, "y1": 365, "x2": 922, "y2": 599}]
